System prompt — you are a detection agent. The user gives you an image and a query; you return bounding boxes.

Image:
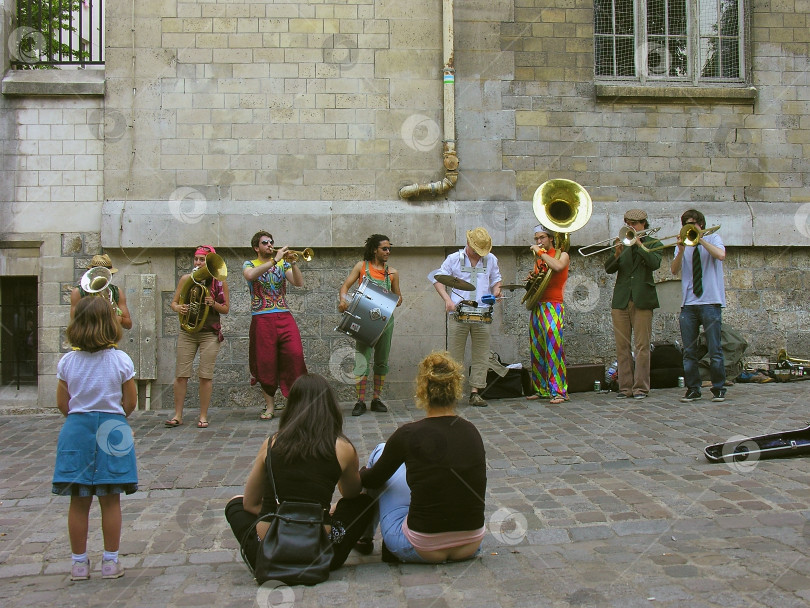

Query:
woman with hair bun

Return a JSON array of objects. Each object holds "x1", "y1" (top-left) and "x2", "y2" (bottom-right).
[{"x1": 359, "y1": 351, "x2": 487, "y2": 563}]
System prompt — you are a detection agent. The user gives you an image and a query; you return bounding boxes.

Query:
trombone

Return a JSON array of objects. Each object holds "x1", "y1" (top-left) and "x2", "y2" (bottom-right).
[
  {"x1": 283, "y1": 247, "x2": 314, "y2": 263},
  {"x1": 639, "y1": 224, "x2": 721, "y2": 252},
  {"x1": 578, "y1": 226, "x2": 661, "y2": 257}
]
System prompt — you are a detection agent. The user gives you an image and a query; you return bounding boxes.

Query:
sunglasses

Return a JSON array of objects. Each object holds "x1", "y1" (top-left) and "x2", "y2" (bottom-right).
[{"x1": 260, "y1": 240, "x2": 274, "y2": 246}]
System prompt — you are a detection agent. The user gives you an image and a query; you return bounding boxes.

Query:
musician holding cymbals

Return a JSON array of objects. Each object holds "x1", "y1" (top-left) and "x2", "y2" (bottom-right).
[
  {"x1": 526, "y1": 224, "x2": 570, "y2": 404},
  {"x1": 166, "y1": 245, "x2": 230, "y2": 428},
  {"x1": 430, "y1": 227, "x2": 502, "y2": 408},
  {"x1": 243, "y1": 231, "x2": 307, "y2": 420},
  {"x1": 604, "y1": 209, "x2": 662, "y2": 400},
  {"x1": 338, "y1": 234, "x2": 402, "y2": 417},
  {"x1": 670, "y1": 209, "x2": 727, "y2": 403}
]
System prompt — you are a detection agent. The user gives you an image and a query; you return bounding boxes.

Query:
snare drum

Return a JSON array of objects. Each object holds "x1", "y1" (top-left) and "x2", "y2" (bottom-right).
[
  {"x1": 335, "y1": 277, "x2": 399, "y2": 346},
  {"x1": 453, "y1": 302, "x2": 493, "y2": 324}
]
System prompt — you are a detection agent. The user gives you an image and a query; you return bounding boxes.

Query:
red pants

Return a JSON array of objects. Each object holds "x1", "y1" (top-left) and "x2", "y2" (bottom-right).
[{"x1": 249, "y1": 312, "x2": 307, "y2": 397}]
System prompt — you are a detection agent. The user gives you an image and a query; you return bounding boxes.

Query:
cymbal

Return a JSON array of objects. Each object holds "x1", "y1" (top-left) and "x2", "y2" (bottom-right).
[
  {"x1": 501, "y1": 283, "x2": 526, "y2": 291},
  {"x1": 434, "y1": 274, "x2": 475, "y2": 290}
]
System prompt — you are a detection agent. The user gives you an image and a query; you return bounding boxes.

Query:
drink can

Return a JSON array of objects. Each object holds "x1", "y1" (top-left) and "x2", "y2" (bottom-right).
[
  {"x1": 677, "y1": 376, "x2": 685, "y2": 388},
  {"x1": 594, "y1": 381, "x2": 601, "y2": 392}
]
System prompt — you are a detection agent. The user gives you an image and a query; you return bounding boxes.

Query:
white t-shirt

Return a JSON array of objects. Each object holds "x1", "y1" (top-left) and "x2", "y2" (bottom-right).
[{"x1": 56, "y1": 348, "x2": 136, "y2": 415}]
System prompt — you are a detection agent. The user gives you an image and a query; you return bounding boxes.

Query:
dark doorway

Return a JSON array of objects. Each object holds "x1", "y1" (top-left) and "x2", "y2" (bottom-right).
[{"x1": 1, "y1": 277, "x2": 38, "y2": 386}]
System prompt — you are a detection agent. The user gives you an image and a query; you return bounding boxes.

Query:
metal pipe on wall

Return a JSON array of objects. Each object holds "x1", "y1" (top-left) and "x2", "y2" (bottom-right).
[{"x1": 399, "y1": 0, "x2": 458, "y2": 199}]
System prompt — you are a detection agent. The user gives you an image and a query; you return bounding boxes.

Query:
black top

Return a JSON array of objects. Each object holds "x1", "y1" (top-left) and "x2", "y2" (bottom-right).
[
  {"x1": 260, "y1": 441, "x2": 342, "y2": 518},
  {"x1": 360, "y1": 416, "x2": 487, "y2": 533}
]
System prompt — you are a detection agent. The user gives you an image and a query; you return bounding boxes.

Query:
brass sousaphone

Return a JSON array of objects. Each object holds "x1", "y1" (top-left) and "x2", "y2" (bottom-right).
[
  {"x1": 178, "y1": 252, "x2": 228, "y2": 332},
  {"x1": 522, "y1": 179, "x2": 592, "y2": 310}
]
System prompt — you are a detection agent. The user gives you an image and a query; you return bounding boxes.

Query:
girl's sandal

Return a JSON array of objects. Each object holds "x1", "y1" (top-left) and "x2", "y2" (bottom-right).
[
  {"x1": 259, "y1": 409, "x2": 274, "y2": 420},
  {"x1": 165, "y1": 418, "x2": 182, "y2": 428},
  {"x1": 549, "y1": 396, "x2": 566, "y2": 405}
]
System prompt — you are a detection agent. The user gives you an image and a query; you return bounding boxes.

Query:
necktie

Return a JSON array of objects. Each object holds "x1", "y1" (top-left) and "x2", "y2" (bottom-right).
[{"x1": 692, "y1": 247, "x2": 703, "y2": 297}]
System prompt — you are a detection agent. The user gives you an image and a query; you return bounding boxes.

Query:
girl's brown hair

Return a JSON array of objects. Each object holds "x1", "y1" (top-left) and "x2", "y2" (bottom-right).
[
  {"x1": 414, "y1": 351, "x2": 464, "y2": 410},
  {"x1": 66, "y1": 297, "x2": 122, "y2": 352}
]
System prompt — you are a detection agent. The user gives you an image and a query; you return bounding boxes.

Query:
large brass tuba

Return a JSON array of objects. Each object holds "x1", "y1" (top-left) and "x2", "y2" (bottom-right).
[
  {"x1": 522, "y1": 179, "x2": 592, "y2": 310},
  {"x1": 80, "y1": 266, "x2": 113, "y2": 296},
  {"x1": 178, "y1": 252, "x2": 228, "y2": 333}
]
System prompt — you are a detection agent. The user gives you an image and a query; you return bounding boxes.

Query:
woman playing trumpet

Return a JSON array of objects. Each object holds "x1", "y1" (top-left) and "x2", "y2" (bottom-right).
[{"x1": 166, "y1": 245, "x2": 230, "y2": 428}]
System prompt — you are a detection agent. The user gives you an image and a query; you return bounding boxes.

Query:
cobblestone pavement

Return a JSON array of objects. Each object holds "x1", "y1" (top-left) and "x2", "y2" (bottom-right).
[{"x1": 1, "y1": 382, "x2": 809, "y2": 608}]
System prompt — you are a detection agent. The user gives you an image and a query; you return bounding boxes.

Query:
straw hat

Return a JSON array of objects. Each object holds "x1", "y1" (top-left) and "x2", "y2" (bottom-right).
[
  {"x1": 466, "y1": 227, "x2": 492, "y2": 257},
  {"x1": 88, "y1": 254, "x2": 118, "y2": 273}
]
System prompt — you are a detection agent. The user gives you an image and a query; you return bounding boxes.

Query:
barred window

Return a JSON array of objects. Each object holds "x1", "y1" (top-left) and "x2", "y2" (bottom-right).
[{"x1": 595, "y1": 0, "x2": 743, "y2": 83}]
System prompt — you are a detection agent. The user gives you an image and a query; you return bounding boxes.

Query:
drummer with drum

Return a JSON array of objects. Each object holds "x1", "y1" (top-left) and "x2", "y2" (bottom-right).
[
  {"x1": 338, "y1": 234, "x2": 402, "y2": 416},
  {"x1": 430, "y1": 227, "x2": 502, "y2": 408}
]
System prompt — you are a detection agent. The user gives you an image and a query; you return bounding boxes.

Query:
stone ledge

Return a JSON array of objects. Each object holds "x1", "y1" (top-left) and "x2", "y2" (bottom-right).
[
  {"x1": 1, "y1": 69, "x2": 105, "y2": 96},
  {"x1": 595, "y1": 83, "x2": 757, "y2": 103},
  {"x1": 98, "y1": 200, "x2": 810, "y2": 249}
]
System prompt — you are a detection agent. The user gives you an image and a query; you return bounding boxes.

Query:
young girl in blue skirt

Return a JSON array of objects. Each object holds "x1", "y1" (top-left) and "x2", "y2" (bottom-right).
[{"x1": 52, "y1": 296, "x2": 138, "y2": 580}]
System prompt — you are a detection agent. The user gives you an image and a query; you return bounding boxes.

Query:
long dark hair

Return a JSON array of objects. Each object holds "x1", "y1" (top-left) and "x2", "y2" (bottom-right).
[
  {"x1": 272, "y1": 374, "x2": 348, "y2": 463},
  {"x1": 363, "y1": 234, "x2": 390, "y2": 262},
  {"x1": 67, "y1": 297, "x2": 122, "y2": 352}
]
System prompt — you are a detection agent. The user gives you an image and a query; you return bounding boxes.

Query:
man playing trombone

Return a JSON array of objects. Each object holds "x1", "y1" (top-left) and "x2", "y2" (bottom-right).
[
  {"x1": 243, "y1": 231, "x2": 307, "y2": 420},
  {"x1": 670, "y1": 209, "x2": 727, "y2": 403},
  {"x1": 70, "y1": 254, "x2": 132, "y2": 329},
  {"x1": 604, "y1": 209, "x2": 662, "y2": 400}
]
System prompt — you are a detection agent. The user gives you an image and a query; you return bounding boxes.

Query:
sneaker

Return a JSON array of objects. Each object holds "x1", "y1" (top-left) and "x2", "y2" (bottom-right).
[
  {"x1": 469, "y1": 393, "x2": 488, "y2": 407},
  {"x1": 711, "y1": 388, "x2": 727, "y2": 402},
  {"x1": 351, "y1": 401, "x2": 367, "y2": 416},
  {"x1": 680, "y1": 389, "x2": 702, "y2": 402},
  {"x1": 101, "y1": 559, "x2": 124, "y2": 579},
  {"x1": 616, "y1": 393, "x2": 630, "y2": 399},
  {"x1": 370, "y1": 398, "x2": 388, "y2": 413},
  {"x1": 633, "y1": 393, "x2": 648, "y2": 400},
  {"x1": 70, "y1": 559, "x2": 90, "y2": 581}
]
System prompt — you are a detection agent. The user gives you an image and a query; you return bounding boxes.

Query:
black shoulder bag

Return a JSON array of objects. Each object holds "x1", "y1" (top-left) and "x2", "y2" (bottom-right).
[{"x1": 240, "y1": 447, "x2": 334, "y2": 586}]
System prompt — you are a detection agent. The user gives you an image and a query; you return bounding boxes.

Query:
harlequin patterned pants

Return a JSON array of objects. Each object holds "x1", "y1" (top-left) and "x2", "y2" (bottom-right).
[{"x1": 530, "y1": 302, "x2": 567, "y2": 398}]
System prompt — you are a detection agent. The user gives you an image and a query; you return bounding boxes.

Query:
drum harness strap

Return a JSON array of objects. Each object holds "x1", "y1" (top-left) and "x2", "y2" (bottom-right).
[{"x1": 459, "y1": 249, "x2": 486, "y2": 301}]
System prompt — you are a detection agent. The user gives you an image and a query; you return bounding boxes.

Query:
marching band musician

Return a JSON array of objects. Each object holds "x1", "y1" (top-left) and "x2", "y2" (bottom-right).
[
  {"x1": 604, "y1": 209, "x2": 662, "y2": 400},
  {"x1": 70, "y1": 254, "x2": 132, "y2": 330},
  {"x1": 430, "y1": 227, "x2": 502, "y2": 408},
  {"x1": 526, "y1": 224, "x2": 570, "y2": 405},
  {"x1": 670, "y1": 209, "x2": 727, "y2": 403},
  {"x1": 166, "y1": 245, "x2": 230, "y2": 428},
  {"x1": 243, "y1": 231, "x2": 307, "y2": 420},
  {"x1": 338, "y1": 234, "x2": 402, "y2": 417}
]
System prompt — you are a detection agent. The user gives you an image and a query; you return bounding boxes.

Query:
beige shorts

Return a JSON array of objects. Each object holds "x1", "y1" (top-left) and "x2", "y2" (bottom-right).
[{"x1": 176, "y1": 330, "x2": 221, "y2": 379}]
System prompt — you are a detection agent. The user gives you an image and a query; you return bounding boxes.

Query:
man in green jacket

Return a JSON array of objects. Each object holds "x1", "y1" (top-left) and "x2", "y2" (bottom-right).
[{"x1": 604, "y1": 209, "x2": 662, "y2": 399}]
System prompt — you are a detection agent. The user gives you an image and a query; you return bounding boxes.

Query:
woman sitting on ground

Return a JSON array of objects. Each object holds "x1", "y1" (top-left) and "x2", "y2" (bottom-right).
[
  {"x1": 360, "y1": 351, "x2": 487, "y2": 563},
  {"x1": 225, "y1": 374, "x2": 374, "y2": 572}
]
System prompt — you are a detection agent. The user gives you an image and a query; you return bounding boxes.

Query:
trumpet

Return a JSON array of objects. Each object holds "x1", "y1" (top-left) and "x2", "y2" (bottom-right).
[
  {"x1": 639, "y1": 224, "x2": 721, "y2": 252},
  {"x1": 578, "y1": 226, "x2": 661, "y2": 257},
  {"x1": 283, "y1": 247, "x2": 314, "y2": 263}
]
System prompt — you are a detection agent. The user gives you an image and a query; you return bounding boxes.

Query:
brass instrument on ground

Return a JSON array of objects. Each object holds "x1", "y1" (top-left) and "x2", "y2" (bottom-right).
[
  {"x1": 178, "y1": 252, "x2": 228, "y2": 333},
  {"x1": 640, "y1": 224, "x2": 721, "y2": 252},
  {"x1": 777, "y1": 349, "x2": 810, "y2": 366},
  {"x1": 522, "y1": 179, "x2": 592, "y2": 310},
  {"x1": 578, "y1": 226, "x2": 661, "y2": 257},
  {"x1": 284, "y1": 248, "x2": 314, "y2": 263}
]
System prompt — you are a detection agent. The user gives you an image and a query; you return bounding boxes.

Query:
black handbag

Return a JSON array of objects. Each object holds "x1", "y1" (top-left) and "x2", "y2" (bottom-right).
[
  {"x1": 240, "y1": 448, "x2": 334, "y2": 586},
  {"x1": 479, "y1": 353, "x2": 531, "y2": 399}
]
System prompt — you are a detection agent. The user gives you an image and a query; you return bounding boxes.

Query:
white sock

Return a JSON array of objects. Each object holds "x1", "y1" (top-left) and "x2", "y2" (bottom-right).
[
  {"x1": 72, "y1": 553, "x2": 88, "y2": 563},
  {"x1": 102, "y1": 550, "x2": 119, "y2": 563}
]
